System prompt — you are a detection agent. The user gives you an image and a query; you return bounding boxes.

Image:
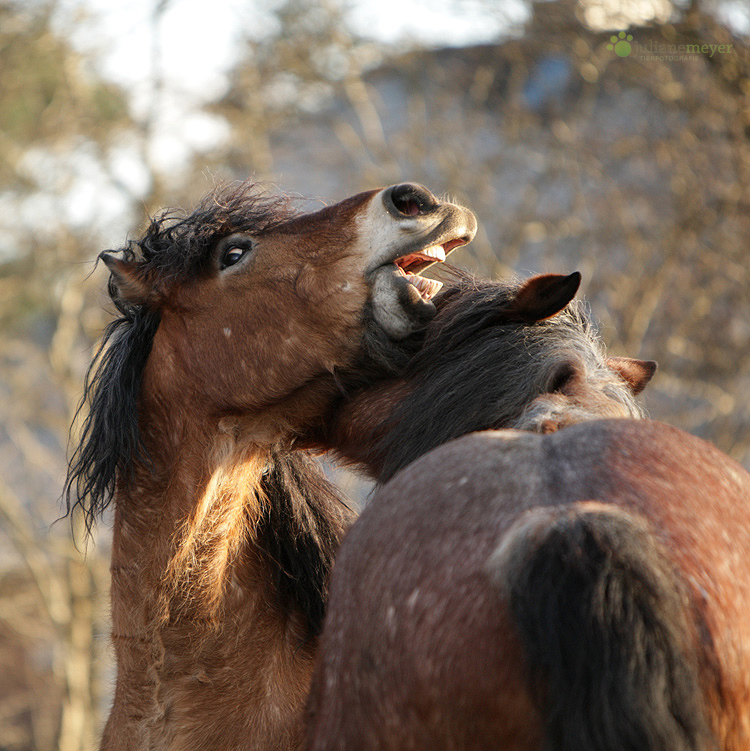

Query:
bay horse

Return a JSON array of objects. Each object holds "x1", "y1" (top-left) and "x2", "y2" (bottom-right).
[
  {"x1": 63, "y1": 181, "x2": 476, "y2": 751},
  {"x1": 305, "y1": 272, "x2": 750, "y2": 751}
]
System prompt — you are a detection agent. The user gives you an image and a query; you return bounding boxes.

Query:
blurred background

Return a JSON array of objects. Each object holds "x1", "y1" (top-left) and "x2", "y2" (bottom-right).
[{"x1": 0, "y1": 0, "x2": 748, "y2": 747}]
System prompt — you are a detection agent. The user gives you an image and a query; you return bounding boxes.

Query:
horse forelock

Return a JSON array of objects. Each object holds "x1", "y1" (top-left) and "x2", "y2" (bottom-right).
[
  {"x1": 510, "y1": 302, "x2": 645, "y2": 431},
  {"x1": 126, "y1": 182, "x2": 299, "y2": 284}
]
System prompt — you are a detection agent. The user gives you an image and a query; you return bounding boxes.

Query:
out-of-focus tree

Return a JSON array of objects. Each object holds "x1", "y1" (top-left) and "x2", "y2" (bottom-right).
[
  {"x1": 212, "y1": 0, "x2": 397, "y2": 186},
  {"x1": 0, "y1": 2, "x2": 133, "y2": 748},
  {"x1": 477, "y1": 0, "x2": 750, "y2": 466}
]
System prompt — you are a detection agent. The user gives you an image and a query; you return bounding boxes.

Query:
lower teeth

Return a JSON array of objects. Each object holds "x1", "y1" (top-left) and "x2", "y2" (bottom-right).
[{"x1": 408, "y1": 275, "x2": 442, "y2": 300}]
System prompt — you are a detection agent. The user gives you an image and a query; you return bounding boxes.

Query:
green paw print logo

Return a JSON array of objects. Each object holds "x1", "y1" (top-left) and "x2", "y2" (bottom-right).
[{"x1": 608, "y1": 31, "x2": 633, "y2": 57}]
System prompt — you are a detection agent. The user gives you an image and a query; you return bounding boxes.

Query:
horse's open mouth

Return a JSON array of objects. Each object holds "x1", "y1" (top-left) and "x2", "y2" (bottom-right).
[
  {"x1": 366, "y1": 185, "x2": 477, "y2": 339},
  {"x1": 392, "y1": 237, "x2": 469, "y2": 302}
]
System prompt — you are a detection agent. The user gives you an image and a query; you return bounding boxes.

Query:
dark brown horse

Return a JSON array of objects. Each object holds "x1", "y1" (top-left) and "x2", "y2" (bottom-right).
[
  {"x1": 314, "y1": 270, "x2": 655, "y2": 482},
  {"x1": 64, "y1": 181, "x2": 476, "y2": 751},
  {"x1": 306, "y1": 272, "x2": 750, "y2": 751}
]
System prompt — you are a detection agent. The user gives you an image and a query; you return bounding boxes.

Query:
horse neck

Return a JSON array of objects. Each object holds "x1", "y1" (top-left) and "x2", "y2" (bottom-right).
[
  {"x1": 328, "y1": 340, "x2": 640, "y2": 485},
  {"x1": 325, "y1": 380, "x2": 410, "y2": 480},
  {"x1": 110, "y1": 385, "x2": 355, "y2": 645},
  {"x1": 103, "y1": 401, "x2": 356, "y2": 751},
  {"x1": 110, "y1": 408, "x2": 274, "y2": 638}
]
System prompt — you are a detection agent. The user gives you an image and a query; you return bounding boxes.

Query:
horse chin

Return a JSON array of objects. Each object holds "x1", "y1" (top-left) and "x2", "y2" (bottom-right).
[{"x1": 369, "y1": 265, "x2": 439, "y2": 340}]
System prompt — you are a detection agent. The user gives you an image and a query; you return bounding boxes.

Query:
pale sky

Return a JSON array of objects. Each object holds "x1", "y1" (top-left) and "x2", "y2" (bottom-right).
[
  {"x1": 51, "y1": 0, "x2": 523, "y2": 184},
  {"x1": 62, "y1": 0, "x2": 520, "y2": 106}
]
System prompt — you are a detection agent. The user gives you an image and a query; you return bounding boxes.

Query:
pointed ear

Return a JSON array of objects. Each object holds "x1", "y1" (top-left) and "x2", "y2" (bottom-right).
[
  {"x1": 607, "y1": 357, "x2": 657, "y2": 395},
  {"x1": 100, "y1": 253, "x2": 154, "y2": 306},
  {"x1": 508, "y1": 272, "x2": 582, "y2": 324}
]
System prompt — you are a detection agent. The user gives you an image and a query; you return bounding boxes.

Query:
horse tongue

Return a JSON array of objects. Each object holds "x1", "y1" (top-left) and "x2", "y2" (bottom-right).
[{"x1": 395, "y1": 246, "x2": 447, "y2": 273}]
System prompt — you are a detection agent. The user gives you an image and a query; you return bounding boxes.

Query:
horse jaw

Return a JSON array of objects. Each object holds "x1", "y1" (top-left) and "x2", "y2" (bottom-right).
[{"x1": 368, "y1": 266, "x2": 440, "y2": 339}]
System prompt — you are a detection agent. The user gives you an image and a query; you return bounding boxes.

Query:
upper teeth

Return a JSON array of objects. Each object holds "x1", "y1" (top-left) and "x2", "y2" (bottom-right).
[{"x1": 422, "y1": 246, "x2": 446, "y2": 262}]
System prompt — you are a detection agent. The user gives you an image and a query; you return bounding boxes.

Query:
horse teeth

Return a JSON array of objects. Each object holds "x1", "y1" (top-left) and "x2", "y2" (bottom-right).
[
  {"x1": 422, "y1": 246, "x2": 446, "y2": 262},
  {"x1": 408, "y1": 275, "x2": 443, "y2": 301}
]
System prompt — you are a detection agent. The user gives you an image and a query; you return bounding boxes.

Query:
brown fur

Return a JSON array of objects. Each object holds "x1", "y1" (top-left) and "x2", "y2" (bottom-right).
[
  {"x1": 307, "y1": 421, "x2": 750, "y2": 750},
  {"x1": 304, "y1": 274, "x2": 743, "y2": 750},
  {"x1": 65, "y1": 182, "x2": 477, "y2": 751}
]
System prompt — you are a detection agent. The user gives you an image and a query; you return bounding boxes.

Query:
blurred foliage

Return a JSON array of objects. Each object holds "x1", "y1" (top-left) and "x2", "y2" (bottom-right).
[
  {"x1": 0, "y1": 0, "x2": 748, "y2": 747},
  {"x1": 0, "y1": 3, "x2": 132, "y2": 749},
  {"x1": 212, "y1": 0, "x2": 386, "y2": 177},
  {"x1": 0, "y1": 0, "x2": 128, "y2": 186}
]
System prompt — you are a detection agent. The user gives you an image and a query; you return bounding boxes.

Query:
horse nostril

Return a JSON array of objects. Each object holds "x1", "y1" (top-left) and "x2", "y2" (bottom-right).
[{"x1": 384, "y1": 183, "x2": 437, "y2": 218}]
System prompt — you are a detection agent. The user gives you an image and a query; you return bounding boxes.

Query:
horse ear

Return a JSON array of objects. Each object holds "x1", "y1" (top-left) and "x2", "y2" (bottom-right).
[
  {"x1": 607, "y1": 357, "x2": 657, "y2": 395},
  {"x1": 100, "y1": 253, "x2": 154, "y2": 306},
  {"x1": 509, "y1": 272, "x2": 582, "y2": 324}
]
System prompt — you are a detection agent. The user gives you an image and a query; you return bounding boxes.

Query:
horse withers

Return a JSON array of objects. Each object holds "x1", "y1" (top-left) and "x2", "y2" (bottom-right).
[
  {"x1": 306, "y1": 272, "x2": 749, "y2": 751},
  {"x1": 64, "y1": 181, "x2": 476, "y2": 751}
]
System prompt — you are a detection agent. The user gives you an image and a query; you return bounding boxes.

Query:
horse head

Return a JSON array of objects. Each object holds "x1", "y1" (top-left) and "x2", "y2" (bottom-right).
[
  {"x1": 67, "y1": 180, "x2": 476, "y2": 525},
  {"x1": 100, "y1": 182, "x2": 475, "y2": 425},
  {"x1": 308, "y1": 270, "x2": 655, "y2": 482}
]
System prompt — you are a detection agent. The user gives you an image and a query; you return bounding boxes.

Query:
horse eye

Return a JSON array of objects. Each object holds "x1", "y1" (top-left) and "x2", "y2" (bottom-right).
[{"x1": 221, "y1": 247, "x2": 247, "y2": 270}]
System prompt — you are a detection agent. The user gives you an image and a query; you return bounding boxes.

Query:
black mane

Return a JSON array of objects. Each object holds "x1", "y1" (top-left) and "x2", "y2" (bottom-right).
[
  {"x1": 337, "y1": 268, "x2": 642, "y2": 484},
  {"x1": 258, "y1": 451, "x2": 355, "y2": 637},
  {"x1": 376, "y1": 271, "x2": 593, "y2": 481},
  {"x1": 64, "y1": 183, "x2": 299, "y2": 533}
]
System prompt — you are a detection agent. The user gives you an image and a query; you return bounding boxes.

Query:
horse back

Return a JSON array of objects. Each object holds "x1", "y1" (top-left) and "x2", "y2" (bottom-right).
[{"x1": 307, "y1": 419, "x2": 750, "y2": 751}]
